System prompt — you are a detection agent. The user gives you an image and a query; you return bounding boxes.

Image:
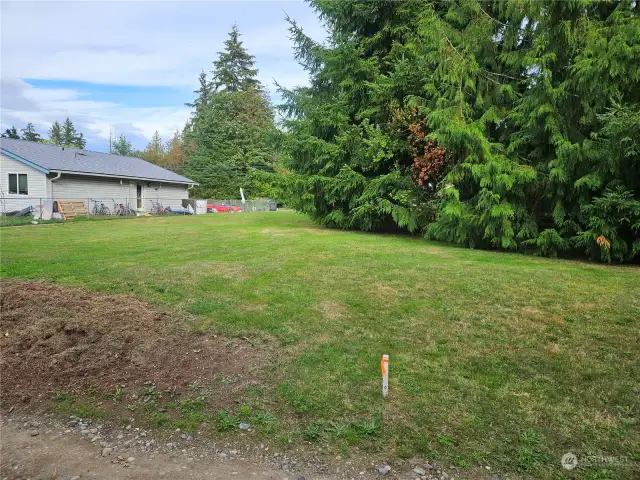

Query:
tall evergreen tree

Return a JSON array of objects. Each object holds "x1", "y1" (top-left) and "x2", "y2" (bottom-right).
[
  {"x1": 281, "y1": 0, "x2": 639, "y2": 263},
  {"x1": 61, "y1": 117, "x2": 79, "y2": 146},
  {"x1": 186, "y1": 71, "x2": 212, "y2": 116},
  {"x1": 211, "y1": 24, "x2": 260, "y2": 92},
  {"x1": 21, "y1": 123, "x2": 41, "y2": 142},
  {"x1": 76, "y1": 132, "x2": 86, "y2": 149},
  {"x1": 112, "y1": 134, "x2": 134, "y2": 156},
  {"x1": 1, "y1": 126, "x2": 20, "y2": 139},
  {"x1": 184, "y1": 25, "x2": 278, "y2": 198},
  {"x1": 48, "y1": 121, "x2": 63, "y2": 145}
]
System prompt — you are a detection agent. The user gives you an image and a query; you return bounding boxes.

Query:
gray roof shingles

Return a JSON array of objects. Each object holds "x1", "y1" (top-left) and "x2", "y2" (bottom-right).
[{"x1": 0, "y1": 138, "x2": 197, "y2": 185}]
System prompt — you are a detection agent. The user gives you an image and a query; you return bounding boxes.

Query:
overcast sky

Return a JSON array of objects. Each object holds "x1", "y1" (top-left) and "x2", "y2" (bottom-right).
[{"x1": 1, "y1": 0, "x2": 326, "y2": 151}]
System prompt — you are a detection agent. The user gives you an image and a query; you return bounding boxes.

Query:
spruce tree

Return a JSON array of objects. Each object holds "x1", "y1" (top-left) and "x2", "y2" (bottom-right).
[
  {"x1": 184, "y1": 25, "x2": 277, "y2": 199},
  {"x1": 48, "y1": 121, "x2": 63, "y2": 145},
  {"x1": 211, "y1": 24, "x2": 260, "y2": 92},
  {"x1": 21, "y1": 123, "x2": 41, "y2": 142},
  {"x1": 1, "y1": 126, "x2": 20, "y2": 139},
  {"x1": 112, "y1": 134, "x2": 134, "y2": 156},
  {"x1": 280, "y1": 1, "x2": 438, "y2": 232},
  {"x1": 61, "y1": 118, "x2": 79, "y2": 146},
  {"x1": 75, "y1": 132, "x2": 86, "y2": 149}
]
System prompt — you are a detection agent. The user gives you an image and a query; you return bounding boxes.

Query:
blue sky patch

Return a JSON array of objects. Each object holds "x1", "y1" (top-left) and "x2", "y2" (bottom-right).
[
  {"x1": 1, "y1": 1, "x2": 326, "y2": 152},
  {"x1": 24, "y1": 79, "x2": 192, "y2": 109}
]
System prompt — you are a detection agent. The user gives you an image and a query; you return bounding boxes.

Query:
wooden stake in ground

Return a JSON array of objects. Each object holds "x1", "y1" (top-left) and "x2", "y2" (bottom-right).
[{"x1": 381, "y1": 354, "x2": 389, "y2": 398}]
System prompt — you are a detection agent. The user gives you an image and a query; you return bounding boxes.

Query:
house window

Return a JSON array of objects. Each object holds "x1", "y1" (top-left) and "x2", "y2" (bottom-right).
[{"x1": 8, "y1": 173, "x2": 28, "y2": 195}]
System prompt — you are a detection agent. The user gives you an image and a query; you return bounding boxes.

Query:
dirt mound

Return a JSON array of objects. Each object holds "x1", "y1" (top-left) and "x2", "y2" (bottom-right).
[{"x1": 0, "y1": 281, "x2": 266, "y2": 405}]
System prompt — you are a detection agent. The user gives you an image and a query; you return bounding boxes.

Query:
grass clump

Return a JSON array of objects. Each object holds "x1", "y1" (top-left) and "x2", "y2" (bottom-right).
[{"x1": 217, "y1": 409, "x2": 236, "y2": 431}]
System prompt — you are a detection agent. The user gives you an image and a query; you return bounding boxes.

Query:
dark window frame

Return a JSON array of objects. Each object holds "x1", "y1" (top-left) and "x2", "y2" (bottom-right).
[{"x1": 7, "y1": 173, "x2": 28, "y2": 195}]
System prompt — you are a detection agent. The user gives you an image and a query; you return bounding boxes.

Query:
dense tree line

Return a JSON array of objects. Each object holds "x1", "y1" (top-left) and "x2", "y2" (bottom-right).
[
  {"x1": 48, "y1": 118, "x2": 86, "y2": 148},
  {"x1": 1, "y1": 126, "x2": 20, "y2": 139},
  {"x1": 2, "y1": 119, "x2": 86, "y2": 149},
  {"x1": 105, "y1": 129, "x2": 186, "y2": 176},
  {"x1": 2, "y1": 123, "x2": 43, "y2": 143},
  {"x1": 280, "y1": 0, "x2": 640, "y2": 263}
]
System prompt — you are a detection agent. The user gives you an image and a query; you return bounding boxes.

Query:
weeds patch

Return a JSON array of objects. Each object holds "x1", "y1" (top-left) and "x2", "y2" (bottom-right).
[{"x1": 217, "y1": 409, "x2": 236, "y2": 431}]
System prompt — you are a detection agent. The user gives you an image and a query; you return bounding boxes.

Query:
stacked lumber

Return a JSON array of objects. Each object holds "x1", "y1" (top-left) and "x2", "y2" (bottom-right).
[{"x1": 56, "y1": 200, "x2": 88, "y2": 220}]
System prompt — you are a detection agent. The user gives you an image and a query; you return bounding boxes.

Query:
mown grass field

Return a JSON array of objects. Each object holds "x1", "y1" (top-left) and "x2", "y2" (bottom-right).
[
  {"x1": 1, "y1": 212, "x2": 638, "y2": 478},
  {"x1": 0, "y1": 215, "x2": 63, "y2": 227}
]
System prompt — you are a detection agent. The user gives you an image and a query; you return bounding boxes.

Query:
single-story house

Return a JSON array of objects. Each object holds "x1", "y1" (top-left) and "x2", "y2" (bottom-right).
[{"x1": 0, "y1": 138, "x2": 197, "y2": 214}]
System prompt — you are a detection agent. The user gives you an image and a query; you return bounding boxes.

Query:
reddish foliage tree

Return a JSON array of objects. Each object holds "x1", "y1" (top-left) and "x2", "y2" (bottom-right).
[{"x1": 401, "y1": 109, "x2": 448, "y2": 188}]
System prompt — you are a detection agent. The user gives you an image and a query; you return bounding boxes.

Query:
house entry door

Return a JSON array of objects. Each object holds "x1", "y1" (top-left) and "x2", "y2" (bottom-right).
[{"x1": 136, "y1": 184, "x2": 143, "y2": 210}]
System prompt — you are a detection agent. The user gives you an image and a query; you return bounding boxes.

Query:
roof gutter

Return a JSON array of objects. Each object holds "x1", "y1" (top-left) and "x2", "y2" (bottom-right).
[{"x1": 49, "y1": 170, "x2": 198, "y2": 186}]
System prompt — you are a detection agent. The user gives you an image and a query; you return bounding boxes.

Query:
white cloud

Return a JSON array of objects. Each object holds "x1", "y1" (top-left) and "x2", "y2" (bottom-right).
[
  {"x1": 1, "y1": 77, "x2": 190, "y2": 150},
  {"x1": 0, "y1": 1, "x2": 326, "y2": 150},
  {"x1": 0, "y1": 1, "x2": 326, "y2": 88}
]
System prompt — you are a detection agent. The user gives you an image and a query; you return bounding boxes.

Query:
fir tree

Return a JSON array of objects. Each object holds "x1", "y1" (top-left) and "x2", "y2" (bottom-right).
[
  {"x1": 61, "y1": 117, "x2": 79, "y2": 146},
  {"x1": 184, "y1": 25, "x2": 278, "y2": 198},
  {"x1": 48, "y1": 121, "x2": 63, "y2": 145},
  {"x1": 1, "y1": 126, "x2": 20, "y2": 139},
  {"x1": 21, "y1": 123, "x2": 41, "y2": 142},
  {"x1": 186, "y1": 71, "x2": 212, "y2": 116},
  {"x1": 211, "y1": 24, "x2": 260, "y2": 92},
  {"x1": 112, "y1": 134, "x2": 134, "y2": 156},
  {"x1": 75, "y1": 132, "x2": 86, "y2": 149}
]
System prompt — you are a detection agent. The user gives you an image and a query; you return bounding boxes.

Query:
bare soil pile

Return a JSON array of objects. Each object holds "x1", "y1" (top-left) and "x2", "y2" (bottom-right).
[{"x1": 0, "y1": 281, "x2": 265, "y2": 405}]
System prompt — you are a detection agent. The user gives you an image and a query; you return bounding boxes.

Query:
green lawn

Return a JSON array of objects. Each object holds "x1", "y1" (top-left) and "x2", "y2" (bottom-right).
[
  {"x1": 0, "y1": 215, "x2": 64, "y2": 227},
  {"x1": 1, "y1": 212, "x2": 638, "y2": 478}
]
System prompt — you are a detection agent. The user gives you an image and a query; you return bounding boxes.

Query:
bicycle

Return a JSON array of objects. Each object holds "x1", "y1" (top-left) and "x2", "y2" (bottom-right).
[
  {"x1": 90, "y1": 198, "x2": 111, "y2": 216},
  {"x1": 112, "y1": 199, "x2": 134, "y2": 216},
  {"x1": 150, "y1": 200, "x2": 168, "y2": 215}
]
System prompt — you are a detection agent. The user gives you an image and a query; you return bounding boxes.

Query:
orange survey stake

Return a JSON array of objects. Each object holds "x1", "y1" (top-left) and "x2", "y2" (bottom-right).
[{"x1": 381, "y1": 354, "x2": 389, "y2": 398}]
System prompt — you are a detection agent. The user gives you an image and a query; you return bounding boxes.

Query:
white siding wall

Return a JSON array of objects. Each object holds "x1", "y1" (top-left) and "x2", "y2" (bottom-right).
[
  {"x1": 0, "y1": 154, "x2": 191, "y2": 214},
  {"x1": 144, "y1": 184, "x2": 190, "y2": 211},
  {"x1": 0, "y1": 153, "x2": 48, "y2": 213},
  {"x1": 53, "y1": 175, "x2": 190, "y2": 213},
  {"x1": 53, "y1": 175, "x2": 135, "y2": 213}
]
